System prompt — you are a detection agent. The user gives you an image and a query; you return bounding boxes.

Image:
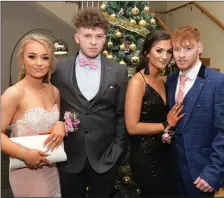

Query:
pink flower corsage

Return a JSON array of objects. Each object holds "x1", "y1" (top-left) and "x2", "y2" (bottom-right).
[
  {"x1": 162, "y1": 132, "x2": 171, "y2": 144},
  {"x1": 64, "y1": 111, "x2": 80, "y2": 136}
]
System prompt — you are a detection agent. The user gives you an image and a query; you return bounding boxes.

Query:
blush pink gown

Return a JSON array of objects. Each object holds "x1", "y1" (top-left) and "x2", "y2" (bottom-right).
[{"x1": 9, "y1": 104, "x2": 61, "y2": 197}]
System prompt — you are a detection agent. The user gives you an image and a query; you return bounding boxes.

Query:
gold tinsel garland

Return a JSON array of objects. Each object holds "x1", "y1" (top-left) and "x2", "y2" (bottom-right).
[{"x1": 102, "y1": 12, "x2": 150, "y2": 37}]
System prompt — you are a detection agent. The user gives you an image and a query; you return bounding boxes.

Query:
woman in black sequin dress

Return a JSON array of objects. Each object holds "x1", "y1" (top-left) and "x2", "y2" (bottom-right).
[{"x1": 125, "y1": 30, "x2": 184, "y2": 197}]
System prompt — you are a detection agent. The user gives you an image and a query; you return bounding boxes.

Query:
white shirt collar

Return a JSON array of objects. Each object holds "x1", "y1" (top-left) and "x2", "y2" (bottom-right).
[{"x1": 179, "y1": 60, "x2": 202, "y2": 80}]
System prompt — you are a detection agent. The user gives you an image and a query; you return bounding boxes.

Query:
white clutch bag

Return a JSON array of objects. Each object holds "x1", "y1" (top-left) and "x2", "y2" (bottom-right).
[{"x1": 10, "y1": 135, "x2": 67, "y2": 169}]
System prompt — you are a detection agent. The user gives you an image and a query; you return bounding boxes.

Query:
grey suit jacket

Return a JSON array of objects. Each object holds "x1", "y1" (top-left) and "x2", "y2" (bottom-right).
[{"x1": 51, "y1": 52, "x2": 128, "y2": 174}]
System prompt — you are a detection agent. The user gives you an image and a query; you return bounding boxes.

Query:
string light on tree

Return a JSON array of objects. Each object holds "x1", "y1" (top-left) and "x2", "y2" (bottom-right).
[
  {"x1": 136, "y1": 188, "x2": 141, "y2": 195},
  {"x1": 123, "y1": 176, "x2": 131, "y2": 184}
]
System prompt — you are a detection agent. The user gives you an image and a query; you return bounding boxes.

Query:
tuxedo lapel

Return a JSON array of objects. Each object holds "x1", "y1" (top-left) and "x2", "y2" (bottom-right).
[
  {"x1": 180, "y1": 64, "x2": 207, "y2": 130},
  {"x1": 69, "y1": 52, "x2": 89, "y2": 110},
  {"x1": 88, "y1": 56, "x2": 112, "y2": 108}
]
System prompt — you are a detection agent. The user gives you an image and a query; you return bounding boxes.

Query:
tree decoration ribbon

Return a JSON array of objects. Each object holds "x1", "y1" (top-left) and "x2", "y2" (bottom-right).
[{"x1": 102, "y1": 11, "x2": 150, "y2": 37}]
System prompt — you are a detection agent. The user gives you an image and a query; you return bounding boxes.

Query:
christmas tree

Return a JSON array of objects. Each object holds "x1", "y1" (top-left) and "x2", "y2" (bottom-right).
[
  {"x1": 99, "y1": 2, "x2": 169, "y2": 197},
  {"x1": 100, "y1": 1, "x2": 166, "y2": 79}
]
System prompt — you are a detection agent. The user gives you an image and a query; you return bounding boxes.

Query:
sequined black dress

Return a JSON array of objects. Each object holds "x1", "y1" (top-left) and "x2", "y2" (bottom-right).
[{"x1": 129, "y1": 72, "x2": 171, "y2": 197}]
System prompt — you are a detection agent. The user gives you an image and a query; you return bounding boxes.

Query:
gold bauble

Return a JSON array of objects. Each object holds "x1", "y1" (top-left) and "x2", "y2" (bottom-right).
[
  {"x1": 107, "y1": 41, "x2": 113, "y2": 48},
  {"x1": 143, "y1": 5, "x2": 150, "y2": 13},
  {"x1": 130, "y1": 18, "x2": 137, "y2": 25},
  {"x1": 131, "y1": 6, "x2": 139, "y2": 15},
  {"x1": 129, "y1": 43, "x2": 136, "y2": 51},
  {"x1": 150, "y1": 18, "x2": 156, "y2": 25},
  {"x1": 100, "y1": 3, "x2": 106, "y2": 11},
  {"x1": 123, "y1": 176, "x2": 131, "y2": 184},
  {"x1": 139, "y1": 19, "x2": 147, "y2": 27},
  {"x1": 131, "y1": 56, "x2": 140, "y2": 66},
  {"x1": 119, "y1": 60, "x2": 127, "y2": 66},
  {"x1": 120, "y1": 43, "x2": 126, "y2": 51},
  {"x1": 110, "y1": 13, "x2": 116, "y2": 20},
  {"x1": 115, "y1": 31, "x2": 122, "y2": 39},
  {"x1": 106, "y1": 54, "x2": 113, "y2": 60},
  {"x1": 102, "y1": 50, "x2": 109, "y2": 57}
]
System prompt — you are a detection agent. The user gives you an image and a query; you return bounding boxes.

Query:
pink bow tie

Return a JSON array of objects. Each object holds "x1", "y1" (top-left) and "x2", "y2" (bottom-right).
[{"x1": 79, "y1": 58, "x2": 97, "y2": 70}]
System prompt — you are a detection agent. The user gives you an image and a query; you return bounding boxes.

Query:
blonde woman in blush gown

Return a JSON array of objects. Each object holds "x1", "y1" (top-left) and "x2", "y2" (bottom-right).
[{"x1": 1, "y1": 34, "x2": 65, "y2": 197}]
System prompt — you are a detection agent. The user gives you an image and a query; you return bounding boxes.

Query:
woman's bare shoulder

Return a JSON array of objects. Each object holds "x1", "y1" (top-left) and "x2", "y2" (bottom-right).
[
  {"x1": 2, "y1": 82, "x2": 24, "y2": 99},
  {"x1": 43, "y1": 83, "x2": 59, "y2": 95},
  {"x1": 43, "y1": 84, "x2": 60, "y2": 103},
  {"x1": 127, "y1": 73, "x2": 146, "y2": 97},
  {"x1": 129, "y1": 72, "x2": 145, "y2": 86}
]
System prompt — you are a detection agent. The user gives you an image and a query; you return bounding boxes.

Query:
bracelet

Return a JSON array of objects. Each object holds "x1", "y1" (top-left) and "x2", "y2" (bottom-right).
[
  {"x1": 162, "y1": 121, "x2": 169, "y2": 130},
  {"x1": 55, "y1": 121, "x2": 67, "y2": 135},
  {"x1": 162, "y1": 121, "x2": 171, "y2": 134}
]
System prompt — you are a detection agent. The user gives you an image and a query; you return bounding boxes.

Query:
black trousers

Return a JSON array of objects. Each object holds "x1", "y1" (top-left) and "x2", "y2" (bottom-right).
[{"x1": 59, "y1": 158, "x2": 119, "y2": 198}]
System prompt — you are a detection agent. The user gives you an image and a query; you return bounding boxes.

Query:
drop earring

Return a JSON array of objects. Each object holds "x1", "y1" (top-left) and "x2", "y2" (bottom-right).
[{"x1": 144, "y1": 58, "x2": 150, "y2": 75}]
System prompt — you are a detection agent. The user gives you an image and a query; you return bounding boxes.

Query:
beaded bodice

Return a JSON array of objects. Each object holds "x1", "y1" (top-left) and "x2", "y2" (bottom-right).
[
  {"x1": 130, "y1": 83, "x2": 169, "y2": 158},
  {"x1": 10, "y1": 104, "x2": 59, "y2": 137}
]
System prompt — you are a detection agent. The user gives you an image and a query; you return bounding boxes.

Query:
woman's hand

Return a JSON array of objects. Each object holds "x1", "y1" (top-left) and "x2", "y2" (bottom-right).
[
  {"x1": 167, "y1": 103, "x2": 185, "y2": 127},
  {"x1": 22, "y1": 148, "x2": 51, "y2": 169},
  {"x1": 40, "y1": 121, "x2": 65, "y2": 151}
]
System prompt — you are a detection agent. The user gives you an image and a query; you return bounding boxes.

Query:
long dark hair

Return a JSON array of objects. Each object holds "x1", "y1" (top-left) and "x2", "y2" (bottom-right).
[{"x1": 138, "y1": 30, "x2": 171, "y2": 75}]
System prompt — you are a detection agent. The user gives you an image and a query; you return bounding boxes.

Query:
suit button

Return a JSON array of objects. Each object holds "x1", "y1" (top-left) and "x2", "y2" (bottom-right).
[
  {"x1": 85, "y1": 130, "x2": 89, "y2": 134},
  {"x1": 84, "y1": 112, "x2": 88, "y2": 115}
]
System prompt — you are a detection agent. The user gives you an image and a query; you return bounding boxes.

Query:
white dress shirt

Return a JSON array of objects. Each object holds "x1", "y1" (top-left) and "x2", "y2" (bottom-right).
[
  {"x1": 175, "y1": 60, "x2": 202, "y2": 100},
  {"x1": 76, "y1": 51, "x2": 101, "y2": 101}
]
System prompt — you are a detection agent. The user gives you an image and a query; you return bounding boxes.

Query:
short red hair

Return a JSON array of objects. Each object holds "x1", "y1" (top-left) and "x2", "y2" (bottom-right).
[{"x1": 172, "y1": 25, "x2": 201, "y2": 46}]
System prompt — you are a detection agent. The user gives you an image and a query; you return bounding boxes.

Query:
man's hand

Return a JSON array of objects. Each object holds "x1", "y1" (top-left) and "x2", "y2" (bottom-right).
[
  {"x1": 40, "y1": 121, "x2": 65, "y2": 151},
  {"x1": 194, "y1": 177, "x2": 214, "y2": 193}
]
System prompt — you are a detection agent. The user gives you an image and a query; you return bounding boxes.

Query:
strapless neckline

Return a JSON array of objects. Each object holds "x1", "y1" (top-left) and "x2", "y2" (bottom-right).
[
  {"x1": 11, "y1": 104, "x2": 58, "y2": 126},
  {"x1": 10, "y1": 104, "x2": 59, "y2": 137}
]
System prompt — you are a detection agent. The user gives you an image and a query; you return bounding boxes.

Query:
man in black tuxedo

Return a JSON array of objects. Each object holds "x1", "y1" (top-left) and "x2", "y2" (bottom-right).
[{"x1": 51, "y1": 7, "x2": 128, "y2": 198}]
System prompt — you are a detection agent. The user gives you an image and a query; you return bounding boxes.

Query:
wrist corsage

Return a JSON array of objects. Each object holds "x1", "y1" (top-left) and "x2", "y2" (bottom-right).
[{"x1": 64, "y1": 111, "x2": 80, "y2": 136}]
